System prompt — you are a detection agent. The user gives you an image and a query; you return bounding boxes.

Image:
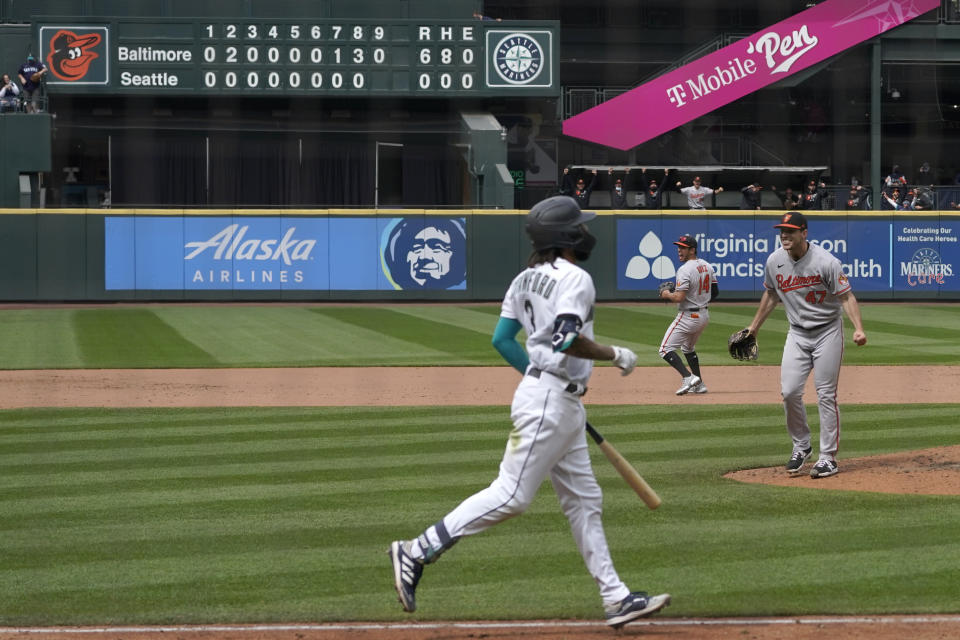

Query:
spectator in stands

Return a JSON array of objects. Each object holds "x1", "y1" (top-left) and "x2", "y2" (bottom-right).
[
  {"x1": 913, "y1": 186, "x2": 935, "y2": 210},
  {"x1": 472, "y1": 10, "x2": 502, "y2": 21},
  {"x1": 559, "y1": 166, "x2": 573, "y2": 196},
  {"x1": 740, "y1": 182, "x2": 763, "y2": 210},
  {"x1": 798, "y1": 180, "x2": 828, "y2": 210},
  {"x1": 608, "y1": 167, "x2": 632, "y2": 208},
  {"x1": 881, "y1": 187, "x2": 904, "y2": 210},
  {"x1": 0, "y1": 74, "x2": 20, "y2": 113},
  {"x1": 771, "y1": 186, "x2": 799, "y2": 209},
  {"x1": 917, "y1": 162, "x2": 934, "y2": 186},
  {"x1": 17, "y1": 54, "x2": 46, "y2": 113},
  {"x1": 845, "y1": 185, "x2": 870, "y2": 210},
  {"x1": 640, "y1": 168, "x2": 669, "y2": 209},
  {"x1": 884, "y1": 164, "x2": 907, "y2": 190},
  {"x1": 675, "y1": 175, "x2": 722, "y2": 210},
  {"x1": 562, "y1": 169, "x2": 597, "y2": 209}
]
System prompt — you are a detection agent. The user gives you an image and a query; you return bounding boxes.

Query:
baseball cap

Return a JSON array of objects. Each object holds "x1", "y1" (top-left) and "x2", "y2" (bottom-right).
[
  {"x1": 774, "y1": 211, "x2": 808, "y2": 230},
  {"x1": 27, "y1": 54, "x2": 35, "y2": 61},
  {"x1": 673, "y1": 233, "x2": 697, "y2": 249}
]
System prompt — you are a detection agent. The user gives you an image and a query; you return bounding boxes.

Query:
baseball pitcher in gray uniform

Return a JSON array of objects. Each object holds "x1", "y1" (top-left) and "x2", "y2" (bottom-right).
[
  {"x1": 658, "y1": 234, "x2": 719, "y2": 395},
  {"x1": 745, "y1": 212, "x2": 867, "y2": 478}
]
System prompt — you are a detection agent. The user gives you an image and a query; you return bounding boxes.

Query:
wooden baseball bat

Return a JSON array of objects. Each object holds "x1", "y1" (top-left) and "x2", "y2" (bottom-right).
[{"x1": 586, "y1": 422, "x2": 661, "y2": 510}]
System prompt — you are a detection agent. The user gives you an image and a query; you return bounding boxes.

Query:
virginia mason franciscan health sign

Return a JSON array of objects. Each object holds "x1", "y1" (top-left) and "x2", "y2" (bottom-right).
[{"x1": 563, "y1": 0, "x2": 939, "y2": 149}]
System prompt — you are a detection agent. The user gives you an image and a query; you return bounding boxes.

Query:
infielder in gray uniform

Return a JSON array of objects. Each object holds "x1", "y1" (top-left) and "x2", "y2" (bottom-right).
[
  {"x1": 745, "y1": 212, "x2": 867, "y2": 478},
  {"x1": 658, "y1": 234, "x2": 719, "y2": 395},
  {"x1": 388, "y1": 196, "x2": 670, "y2": 629}
]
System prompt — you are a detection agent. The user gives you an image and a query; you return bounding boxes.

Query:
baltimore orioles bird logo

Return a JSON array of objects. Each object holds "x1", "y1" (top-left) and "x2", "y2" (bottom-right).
[{"x1": 46, "y1": 30, "x2": 102, "y2": 81}]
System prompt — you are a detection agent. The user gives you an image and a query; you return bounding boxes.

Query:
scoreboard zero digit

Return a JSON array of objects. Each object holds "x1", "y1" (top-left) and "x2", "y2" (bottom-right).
[{"x1": 38, "y1": 18, "x2": 558, "y2": 97}]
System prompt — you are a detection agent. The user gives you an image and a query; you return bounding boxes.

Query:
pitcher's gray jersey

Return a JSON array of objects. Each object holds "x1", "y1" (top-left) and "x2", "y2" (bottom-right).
[
  {"x1": 763, "y1": 243, "x2": 851, "y2": 327},
  {"x1": 675, "y1": 258, "x2": 717, "y2": 311},
  {"x1": 502, "y1": 257, "x2": 595, "y2": 385}
]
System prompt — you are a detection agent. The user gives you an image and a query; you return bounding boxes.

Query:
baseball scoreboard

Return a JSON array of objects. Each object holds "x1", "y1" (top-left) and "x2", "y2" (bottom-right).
[{"x1": 37, "y1": 18, "x2": 559, "y2": 97}]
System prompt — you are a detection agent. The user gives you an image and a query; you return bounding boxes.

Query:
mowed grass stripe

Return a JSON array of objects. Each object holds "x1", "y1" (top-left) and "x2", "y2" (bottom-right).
[
  {"x1": 0, "y1": 417, "x2": 508, "y2": 451},
  {"x1": 388, "y1": 304, "x2": 505, "y2": 337},
  {"x1": 9, "y1": 516, "x2": 950, "y2": 586},
  {"x1": 153, "y1": 306, "x2": 345, "y2": 365},
  {"x1": 1, "y1": 404, "x2": 956, "y2": 472},
  {"x1": 0, "y1": 406, "x2": 504, "y2": 433},
  {"x1": 2, "y1": 404, "x2": 959, "y2": 624},
  {"x1": 307, "y1": 307, "x2": 494, "y2": 363},
  {"x1": 0, "y1": 310, "x2": 85, "y2": 369},
  {"x1": 73, "y1": 309, "x2": 218, "y2": 368},
  {"x1": 153, "y1": 305, "x2": 457, "y2": 366},
  {"x1": 0, "y1": 302, "x2": 953, "y2": 368},
  {"x1": 854, "y1": 303, "x2": 960, "y2": 331}
]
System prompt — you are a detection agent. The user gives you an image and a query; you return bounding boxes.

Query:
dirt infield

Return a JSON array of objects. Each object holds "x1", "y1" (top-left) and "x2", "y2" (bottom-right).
[
  {"x1": 2, "y1": 364, "x2": 958, "y2": 639},
  {"x1": 1, "y1": 364, "x2": 958, "y2": 408}
]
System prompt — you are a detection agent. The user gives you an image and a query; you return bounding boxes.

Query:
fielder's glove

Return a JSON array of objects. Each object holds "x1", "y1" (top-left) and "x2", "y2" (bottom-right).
[
  {"x1": 611, "y1": 345, "x2": 638, "y2": 376},
  {"x1": 657, "y1": 281, "x2": 676, "y2": 297},
  {"x1": 728, "y1": 328, "x2": 759, "y2": 361}
]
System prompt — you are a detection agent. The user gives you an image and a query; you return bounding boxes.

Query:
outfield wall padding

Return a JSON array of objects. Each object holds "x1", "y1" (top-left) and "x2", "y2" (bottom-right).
[{"x1": 0, "y1": 209, "x2": 957, "y2": 302}]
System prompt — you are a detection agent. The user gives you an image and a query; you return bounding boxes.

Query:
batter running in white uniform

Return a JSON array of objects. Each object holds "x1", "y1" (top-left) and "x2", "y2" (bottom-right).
[
  {"x1": 658, "y1": 234, "x2": 719, "y2": 395},
  {"x1": 389, "y1": 196, "x2": 670, "y2": 629},
  {"x1": 744, "y1": 212, "x2": 867, "y2": 478}
]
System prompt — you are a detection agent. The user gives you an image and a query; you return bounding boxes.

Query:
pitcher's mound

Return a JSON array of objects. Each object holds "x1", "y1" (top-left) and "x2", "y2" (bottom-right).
[{"x1": 725, "y1": 444, "x2": 960, "y2": 495}]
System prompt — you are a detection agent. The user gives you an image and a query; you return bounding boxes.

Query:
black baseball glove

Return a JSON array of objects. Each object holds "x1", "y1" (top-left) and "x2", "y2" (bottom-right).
[
  {"x1": 728, "y1": 328, "x2": 758, "y2": 361},
  {"x1": 657, "y1": 281, "x2": 675, "y2": 296}
]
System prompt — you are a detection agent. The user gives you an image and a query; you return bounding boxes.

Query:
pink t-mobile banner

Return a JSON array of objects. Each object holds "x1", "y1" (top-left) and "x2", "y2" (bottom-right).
[{"x1": 562, "y1": 0, "x2": 938, "y2": 150}]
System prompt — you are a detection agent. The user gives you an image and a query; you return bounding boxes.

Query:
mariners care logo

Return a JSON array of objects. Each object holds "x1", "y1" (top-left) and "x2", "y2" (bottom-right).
[
  {"x1": 486, "y1": 30, "x2": 552, "y2": 88},
  {"x1": 902, "y1": 247, "x2": 954, "y2": 287}
]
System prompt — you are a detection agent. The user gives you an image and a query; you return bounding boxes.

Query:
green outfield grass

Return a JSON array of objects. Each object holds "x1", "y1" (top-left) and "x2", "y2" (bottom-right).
[
  {"x1": 1, "y1": 404, "x2": 958, "y2": 625},
  {"x1": 0, "y1": 302, "x2": 958, "y2": 369},
  {"x1": 1, "y1": 302, "x2": 958, "y2": 625}
]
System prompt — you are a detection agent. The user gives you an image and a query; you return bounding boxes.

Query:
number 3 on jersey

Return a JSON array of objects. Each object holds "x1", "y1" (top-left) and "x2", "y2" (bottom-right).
[{"x1": 805, "y1": 289, "x2": 826, "y2": 304}]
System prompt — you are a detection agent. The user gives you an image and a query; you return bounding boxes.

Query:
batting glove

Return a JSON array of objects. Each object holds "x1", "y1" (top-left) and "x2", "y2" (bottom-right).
[{"x1": 611, "y1": 345, "x2": 638, "y2": 376}]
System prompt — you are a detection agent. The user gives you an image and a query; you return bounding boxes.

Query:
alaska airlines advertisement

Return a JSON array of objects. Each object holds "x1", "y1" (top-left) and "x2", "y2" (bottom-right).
[{"x1": 104, "y1": 216, "x2": 467, "y2": 291}]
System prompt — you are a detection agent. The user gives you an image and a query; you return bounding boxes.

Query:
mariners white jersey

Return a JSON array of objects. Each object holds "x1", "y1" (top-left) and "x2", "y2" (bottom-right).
[
  {"x1": 680, "y1": 186, "x2": 714, "y2": 209},
  {"x1": 501, "y1": 257, "x2": 595, "y2": 385},
  {"x1": 675, "y1": 258, "x2": 717, "y2": 310},
  {"x1": 763, "y1": 242, "x2": 852, "y2": 328}
]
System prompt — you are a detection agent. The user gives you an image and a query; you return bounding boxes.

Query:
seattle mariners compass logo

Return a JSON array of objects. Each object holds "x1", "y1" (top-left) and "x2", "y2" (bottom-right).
[
  {"x1": 494, "y1": 33, "x2": 543, "y2": 84},
  {"x1": 486, "y1": 30, "x2": 552, "y2": 88}
]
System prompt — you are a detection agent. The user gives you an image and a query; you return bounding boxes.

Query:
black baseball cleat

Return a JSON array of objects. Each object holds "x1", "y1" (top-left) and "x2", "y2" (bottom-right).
[
  {"x1": 605, "y1": 591, "x2": 671, "y2": 629},
  {"x1": 388, "y1": 540, "x2": 423, "y2": 612},
  {"x1": 785, "y1": 447, "x2": 812, "y2": 475},
  {"x1": 810, "y1": 459, "x2": 840, "y2": 478}
]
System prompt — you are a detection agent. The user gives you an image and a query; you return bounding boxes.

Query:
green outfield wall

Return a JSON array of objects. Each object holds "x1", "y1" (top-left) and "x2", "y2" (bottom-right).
[{"x1": 0, "y1": 209, "x2": 957, "y2": 302}]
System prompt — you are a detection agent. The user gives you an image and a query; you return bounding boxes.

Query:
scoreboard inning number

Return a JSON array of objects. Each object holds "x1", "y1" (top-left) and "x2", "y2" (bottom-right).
[{"x1": 197, "y1": 22, "x2": 479, "y2": 92}]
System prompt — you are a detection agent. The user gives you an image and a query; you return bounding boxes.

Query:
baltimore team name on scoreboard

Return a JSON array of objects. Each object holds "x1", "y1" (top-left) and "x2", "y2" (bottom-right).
[{"x1": 37, "y1": 18, "x2": 557, "y2": 97}]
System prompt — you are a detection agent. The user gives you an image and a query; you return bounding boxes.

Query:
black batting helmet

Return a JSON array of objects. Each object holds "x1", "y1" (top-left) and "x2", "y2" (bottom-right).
[{"x1": 525, "y1": 196, "x2": 596, "y2": 251}]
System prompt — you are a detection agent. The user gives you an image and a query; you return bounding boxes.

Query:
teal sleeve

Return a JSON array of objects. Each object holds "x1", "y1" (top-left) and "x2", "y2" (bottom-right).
[{"x1": 491, "y1": 317, "x2": 529, "y2": 374}]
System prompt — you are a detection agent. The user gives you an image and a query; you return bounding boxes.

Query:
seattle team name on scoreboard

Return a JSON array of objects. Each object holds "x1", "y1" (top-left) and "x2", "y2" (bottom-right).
[{"x1": 38, "y1": 19, "x2": 557, "y2": 96}]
